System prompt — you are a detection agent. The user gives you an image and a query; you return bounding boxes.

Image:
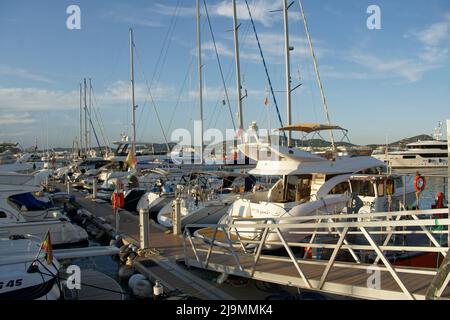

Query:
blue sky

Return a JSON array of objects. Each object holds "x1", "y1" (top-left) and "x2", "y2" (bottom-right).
[{"x1": 0, "y1": 0, "x2": 449, "y2": 148}]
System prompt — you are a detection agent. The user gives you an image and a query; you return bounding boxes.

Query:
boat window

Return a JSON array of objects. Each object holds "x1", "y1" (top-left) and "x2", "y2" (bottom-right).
[
  {"x1": 284, "y1": 175, "x2": 312, "y2": 202},
  {"x1": 350, "y1": 180, "x2": 375, "y2": 197},
  {"x1": 0, "y1": 211, "x2": 6, "y2": 218},
  {"x1": 402, "y1": 155, "x2": 416, "y2": 159},
  {"x1": 377, "y1": 181, "x2": 385, "y2": 197},
  {"x1": 329, "y1": 182, "x2": 350, "y2": 195},
  {"x1": 419, "y1": 153, "x2": 446, "y2": 158},
  {"x1": 394, "y1": 177, "x2": 403, "y2": 188}
]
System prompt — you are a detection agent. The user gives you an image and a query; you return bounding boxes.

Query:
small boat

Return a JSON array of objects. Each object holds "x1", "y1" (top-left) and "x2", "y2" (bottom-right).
[
  {"x1": 0, "y1": 237, "x2": 60, "y2": 300},
  {"x1": 0, "y1": 172, "x2": 88, "y2": 248}
]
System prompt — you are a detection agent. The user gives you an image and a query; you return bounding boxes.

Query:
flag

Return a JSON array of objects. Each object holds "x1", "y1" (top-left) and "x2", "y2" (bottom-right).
[
  {"x1": 264, "y1": 95, "x2": 269, "y2": 107},
  {"x1": 126, "y1": 149, "x2": 137, "y2": 168},
  {"x1": 40, "y1": 231, "x2": 53, "y2": 265}
]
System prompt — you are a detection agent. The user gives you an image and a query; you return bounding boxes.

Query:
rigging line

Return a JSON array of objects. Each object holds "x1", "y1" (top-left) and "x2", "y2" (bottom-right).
[
  {"x1": 297, "y1": 0, "x2": 335, "y2": 150},
  {"x1": 244, "y1": 0, "x2": 286, "y2": 139},
  {"x1": 90, "y1": 86, "x2": 110, "y2": 153},
  {"x1": 203, "y1": 0, "x2": 236, "y2": 132},
  {"x1": 90, "y1": 95, "x2": 110, "y2": 151},
  {"x1": 134, "y1": 43, "x2": 171, "y2": 152},
  {"x1": 90, "y1": 85, "x2": 111, "y2": 151},
  {"x1": 137, "y1": 2, "x2": 182, "y2": 132},
  {"x1": 166, "y1": 55, "x2": 195, "y2": 135},
  {"x1": 206, "y1": 54, "x2": 235, "y2": 130},
  {"x1": 84, "y1": 99, "x2": 103, "y2": 155}
]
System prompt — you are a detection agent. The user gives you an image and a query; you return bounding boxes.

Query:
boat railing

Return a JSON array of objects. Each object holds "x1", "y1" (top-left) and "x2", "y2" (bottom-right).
[{"x1": 183, "y1": 207, "x2": 450, "y2": 300}]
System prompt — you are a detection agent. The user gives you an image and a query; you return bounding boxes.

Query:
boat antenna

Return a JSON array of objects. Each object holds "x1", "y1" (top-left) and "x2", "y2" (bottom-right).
[{"x1": 298, "y1": 0, "x2": 336, "y2": 151}]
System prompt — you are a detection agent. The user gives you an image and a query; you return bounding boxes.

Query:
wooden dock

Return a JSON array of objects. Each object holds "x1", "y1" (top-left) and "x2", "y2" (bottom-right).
[{"x1": 60, "y1": 184, "x2": 237, "y2": 300}]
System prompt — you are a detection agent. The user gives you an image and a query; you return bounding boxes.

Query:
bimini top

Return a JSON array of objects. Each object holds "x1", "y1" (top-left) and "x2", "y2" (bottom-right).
[{"x1": 277, "y1": 123, "x2": 347, "y2": 133}]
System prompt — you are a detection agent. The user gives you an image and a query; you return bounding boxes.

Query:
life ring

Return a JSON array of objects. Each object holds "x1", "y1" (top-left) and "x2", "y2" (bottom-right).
[{"x1": 414, "y1": 175, "x2": 426, "y2": 192}]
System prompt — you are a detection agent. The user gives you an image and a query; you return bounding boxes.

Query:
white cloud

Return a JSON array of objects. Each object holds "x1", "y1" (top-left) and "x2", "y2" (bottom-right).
[
  {"x1": 405, "y1": 14, "x2": 450, "y2": 65},
  {"x1": 101, "y1": 4, "x2": 163, "y2": 27},
  {"x1": 348, "y1": 14, "x2": 450, "y2": 83},
  {"x1": 211, "y1": 0, "x2": 301, "y2": 27},
  {"x1": 0, "y1": 65, "x2": 52, "y2": 83},
  {"x1": 0, "y1": 87, "x2": 77, "y2": 111},
  {"x1": 0, "y1": 113, "x2": 36, "y2": 125},
  {"x1": 349, "y1": 52, "x2": 434, "y2": 83}
]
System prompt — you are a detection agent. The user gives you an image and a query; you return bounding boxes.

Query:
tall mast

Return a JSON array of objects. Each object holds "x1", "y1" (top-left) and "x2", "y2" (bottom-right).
[
  {"x1": 79, "y1": 82, "x2": 83, "y2": 156},
  {"x1": 129, "y1": 28, "x2": 137, "y2": 156},
  {"x1": 89, "y1": 78, "x2": 92, "y2": 152},
  {"x1": 129, "y1": 29, "x2": 137, "y2": 155},
  {"x1": 197, "y1": 0, "x2": 204, "y2": 163},
  {"x1": 282, "y1": 0, "x2": 292, "y2": 146},
  {"x1": 84, "y1": 78, "x2": 88, "y2": 155},
  {"x1": 232, "y1": 0, "x2": 243, "y2": 130}
]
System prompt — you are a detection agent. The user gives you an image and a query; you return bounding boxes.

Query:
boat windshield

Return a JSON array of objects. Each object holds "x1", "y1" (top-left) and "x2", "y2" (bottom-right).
[
  {"x1": 9, "y1": 193, "x2": 51, "y2": 211},
  {"x1": 350, "y1": 180, "x2": 375, "y2": 197}
]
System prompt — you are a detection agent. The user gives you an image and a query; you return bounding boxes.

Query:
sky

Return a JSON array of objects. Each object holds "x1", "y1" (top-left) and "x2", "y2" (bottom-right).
[{"x1": 0, "y1": 0, "x2": 449, "y2": 149}]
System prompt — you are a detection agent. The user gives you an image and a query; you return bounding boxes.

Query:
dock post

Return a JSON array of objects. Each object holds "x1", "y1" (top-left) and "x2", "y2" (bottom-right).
[
  {"x1": 139, "y1": 208, "x2": 150, "y2": 249},
  {"x1": 173, "y1": 198, "x2": 182, "y2": 235},
  {"x1": 92, "y1": 179, "x2": 97, "y2": 199},
  {"x1": 66, "y1": 179, "x2": 71, "y2": 195}
]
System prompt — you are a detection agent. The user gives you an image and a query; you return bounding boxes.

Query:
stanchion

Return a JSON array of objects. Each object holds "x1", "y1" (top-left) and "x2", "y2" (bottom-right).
[
  {"x1": 92, "y1": 179, "x2": 97, "y2": 199},
  {"x1": 139, "y1": 208, "x2": 150, "y2": 249},
  {"x1": 173, "y1": 198, "x2": 182, "y2": 235}
]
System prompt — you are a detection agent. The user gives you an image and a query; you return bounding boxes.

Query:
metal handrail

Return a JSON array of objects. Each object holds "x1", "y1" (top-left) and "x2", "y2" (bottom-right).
[{"x1": 183, "y1": 207, "x2": 450, "y2": 300}]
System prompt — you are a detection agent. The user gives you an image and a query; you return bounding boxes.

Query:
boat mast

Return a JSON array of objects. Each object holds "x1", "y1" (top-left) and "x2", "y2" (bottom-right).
[
  {"x1": 84, "y1": 78, "x2": 88, "y2": 156},
  {"x1": 129, "y1": 28, "x2": 137, "y2": 157},
  {"x1": 89, "y1": 78, "x2": 92, "y2": 153},
  {"x1": 282, "y1": 0, "x2": 292, "y2": 146},
  {"x1": 79, "y1": 82, "x2": 83, "y2": 156},
  {"x1": 232, "y1": 0, "x2": 243, "y2": 131},
  {"x1": 197, "y1": 0, "x2": 204, "y2": 163}
]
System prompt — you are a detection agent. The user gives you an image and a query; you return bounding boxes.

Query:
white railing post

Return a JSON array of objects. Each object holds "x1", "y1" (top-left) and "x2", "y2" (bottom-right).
[
  {"x1": 139, "y1": 208, "x2": 150, "y2": 249},
  {"x1": 92, "y1": 178, "x2": 97, "y2": 199},
  {"x1": 173, "y1": 198, "x2": 182, "y2": 235}
]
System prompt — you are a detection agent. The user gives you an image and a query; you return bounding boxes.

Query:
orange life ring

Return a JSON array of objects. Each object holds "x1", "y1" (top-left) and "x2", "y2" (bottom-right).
[{"x1": 414, "y1": 175, "x2": 426, "y2": 192}]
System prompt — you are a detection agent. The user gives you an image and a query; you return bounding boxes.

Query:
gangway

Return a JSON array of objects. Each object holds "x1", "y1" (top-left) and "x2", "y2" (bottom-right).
[{"x1": 183, "y1": 208, "x2": 450, "y2": 300}]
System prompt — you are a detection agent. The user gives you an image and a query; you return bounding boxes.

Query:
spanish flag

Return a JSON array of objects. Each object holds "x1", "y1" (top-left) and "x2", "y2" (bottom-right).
[
  {"x1": 40, "y1": 231, "x2": 53, "y2": 265},
  {"x1": 126, "y1": 149, "x2": 137, "y2": 168}
]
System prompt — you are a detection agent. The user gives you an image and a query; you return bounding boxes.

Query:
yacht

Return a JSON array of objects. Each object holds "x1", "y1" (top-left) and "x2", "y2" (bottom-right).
[
  {"x1": 0, "y1": 173, "x2": 88, "y2": 247},
  {"x1": 0, "y1": 237, "x2": 60, "y2": 300},
  {"x1": 195, "y1": 124, "x2": 387, "y2": 247},
  {"x1": 372, "y1": 123, "x2": 448, "y2": 168}
]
